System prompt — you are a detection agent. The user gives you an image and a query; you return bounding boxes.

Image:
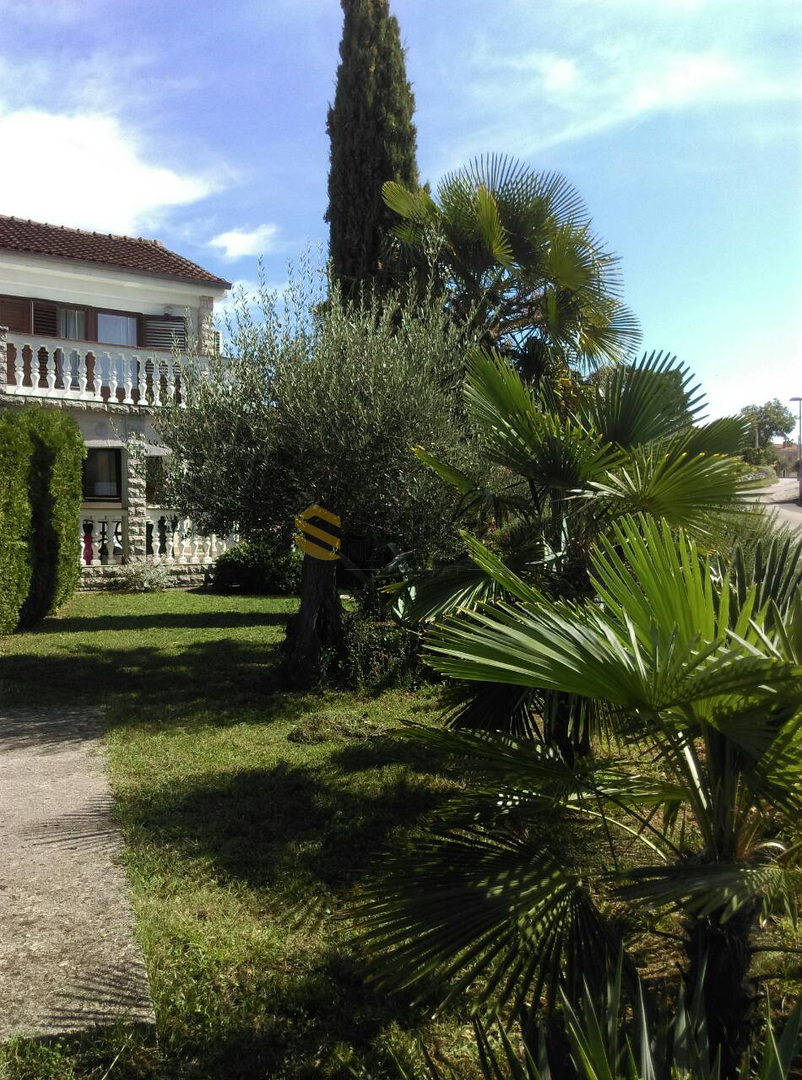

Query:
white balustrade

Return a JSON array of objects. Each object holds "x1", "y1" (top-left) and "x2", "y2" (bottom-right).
[
  {"x1": 5, "y1": 334, "x2": 191, "y2": 406},
  {"x1": 80, "y1": 510, "x2": 127, "y2": 567},
  {"x1": 78, "y1": 505, "x2": 237, "y2": 571},
  {"x1": 145, "y1": 509, "x2": 237, "y2": 566}
]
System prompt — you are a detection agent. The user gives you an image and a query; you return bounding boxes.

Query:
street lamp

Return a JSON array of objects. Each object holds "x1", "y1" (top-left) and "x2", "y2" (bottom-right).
[{"x1": 791, "y1": 397, "x2": 802, "y2": 504}]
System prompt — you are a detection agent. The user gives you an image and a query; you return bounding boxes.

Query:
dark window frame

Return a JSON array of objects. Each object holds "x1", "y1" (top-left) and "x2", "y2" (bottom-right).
[
  {"x1": 82, "y1": 448, "x2": 123, "y2": 503},
  {"x1": 0, "y1": 293, "x2": 187, "y2": 351}
]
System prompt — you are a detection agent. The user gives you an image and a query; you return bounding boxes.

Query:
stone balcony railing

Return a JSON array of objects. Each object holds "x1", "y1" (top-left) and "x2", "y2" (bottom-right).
[
  {"x1": 2, "y1": 330, "x2": 203, "y2": 406},
  {"x1": 80, "y1": 506, "x2": 237, "y2": 568}
]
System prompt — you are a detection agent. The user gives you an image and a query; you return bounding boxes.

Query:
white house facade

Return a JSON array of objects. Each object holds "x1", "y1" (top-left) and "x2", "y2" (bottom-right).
[{"x1": 0, "y1": 215, "x2": 237, "y2": 586}]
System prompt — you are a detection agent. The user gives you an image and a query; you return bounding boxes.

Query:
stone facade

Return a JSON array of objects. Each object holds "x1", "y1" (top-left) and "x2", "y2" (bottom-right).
[
  {"x1": 125, "y1": 433, "x2": 148, "y2": 560},
  {"x1": 198, "y1": 296, "x2": 217, "y2": 357}
]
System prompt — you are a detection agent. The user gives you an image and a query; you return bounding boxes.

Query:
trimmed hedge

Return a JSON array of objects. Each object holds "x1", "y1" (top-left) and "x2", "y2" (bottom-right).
[
  {"x1": 0, "y1": 414, "x2": 33, "y2": 633},
  {"x1": 0, "y1": 407, "x2": 86, "y2": 631},
  {"x1": 17, "y1": 408, "x2": 86, "y2": 626}
]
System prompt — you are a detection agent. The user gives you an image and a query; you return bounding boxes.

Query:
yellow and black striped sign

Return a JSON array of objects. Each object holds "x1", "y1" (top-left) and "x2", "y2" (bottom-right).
[{"x1": 294, "y1": 505, "x2": 341, "y2": 561}]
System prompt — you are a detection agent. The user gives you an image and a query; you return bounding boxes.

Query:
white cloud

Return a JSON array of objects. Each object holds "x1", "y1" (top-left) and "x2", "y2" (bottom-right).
[
  {"x1": 208, "y1": 224, "x2": 281, "y2": 259},
  {"x1": 456, "y1": 38, "x2": 801, "y2": 163},
  {"x1": 535, "y1": 55, "x2": 580, "y2": 94},
  {"x1": 0, "y1": 108, "x2": 219, "y2": 234},
  {"x1": 429, "y1": 0, "x2": 802, "y2": 172}
]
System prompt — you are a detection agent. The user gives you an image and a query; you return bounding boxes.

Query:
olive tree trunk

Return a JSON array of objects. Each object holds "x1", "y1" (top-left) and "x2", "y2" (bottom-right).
[{"x1": 280, "y1": 551, "x2": 344, "y2": 689}]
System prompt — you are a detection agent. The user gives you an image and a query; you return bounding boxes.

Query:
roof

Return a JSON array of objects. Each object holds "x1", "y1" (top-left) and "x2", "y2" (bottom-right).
[{"x1": 0, "y1": 215, "x2": 232, "y2": 290}]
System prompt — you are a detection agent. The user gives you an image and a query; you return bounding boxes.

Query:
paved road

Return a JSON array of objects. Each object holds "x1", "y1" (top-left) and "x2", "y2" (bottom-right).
[
  {"x1": 0, "y1": 709, "x2": 154, "y2": 1039},
  {"x1": 760, "y1": 477, "x2": 802, "y2": 532}
]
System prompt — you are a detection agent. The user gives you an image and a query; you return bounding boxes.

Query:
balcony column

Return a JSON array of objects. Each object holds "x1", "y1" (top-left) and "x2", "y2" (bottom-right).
[
  {"x1": 198, "y1": 296, "x2": 216, "y2": 356},
  {"x1": 126, "y1": 434, "x2": 148, "y2": 560},
  {"x1": 0, "y1": 325, "x2": 7, "y2": 392}
]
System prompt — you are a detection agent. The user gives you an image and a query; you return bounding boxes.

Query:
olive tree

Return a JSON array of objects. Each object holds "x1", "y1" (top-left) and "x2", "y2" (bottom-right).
[{"x1": 157, "y1": 269, "x2": 481, "y2": 687}]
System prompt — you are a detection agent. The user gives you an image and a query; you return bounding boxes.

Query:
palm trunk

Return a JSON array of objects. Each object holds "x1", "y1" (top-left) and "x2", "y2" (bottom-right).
[
  {"x1": 280, "y1": 552, "x2": 344, "y2": 689},
  {"x1": 686, "y1": 905, "x2": 757, "y2": 1079}
]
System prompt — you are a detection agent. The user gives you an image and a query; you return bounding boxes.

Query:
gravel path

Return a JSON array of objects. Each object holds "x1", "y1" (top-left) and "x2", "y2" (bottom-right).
[{"x1": 0, "y1": 708, "x2": 154, "y2": 1039}]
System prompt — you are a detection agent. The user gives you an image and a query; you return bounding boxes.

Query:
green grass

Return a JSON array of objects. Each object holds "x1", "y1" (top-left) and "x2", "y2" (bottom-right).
[{"x1": 0, "y1": 590, "x2": 476, "y2": 1080}]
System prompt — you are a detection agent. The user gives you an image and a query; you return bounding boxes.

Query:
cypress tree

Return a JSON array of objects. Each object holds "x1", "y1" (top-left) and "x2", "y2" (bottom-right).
[{"x1": 326, "y1": 0, "x2": 419, "y2": 292}]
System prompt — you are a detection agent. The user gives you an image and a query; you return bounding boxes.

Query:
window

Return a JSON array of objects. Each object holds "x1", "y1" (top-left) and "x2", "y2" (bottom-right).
[
  {"x1": 97, "y1": 313, "x2": 138, "y2": 346},
  {"x1": 57, "y1": 307, "x2": 87, "y2": 340},
  {"x1": 83, "y1": 449, "x2": 122, "y2": 501},
  {"x1": 0, "y1": 296, "x2": 31, "y2": 333},
  {"x1": 144, "y1": 314, "x2": 186, "y2": 350},
  {"x1": 32, "y1": 301, "x2": 57, "y2": 337}
]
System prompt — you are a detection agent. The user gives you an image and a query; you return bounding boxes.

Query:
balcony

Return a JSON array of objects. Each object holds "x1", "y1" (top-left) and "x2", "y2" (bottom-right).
[
  {"x1": 80, "y1": 506, "x2": 237, "y2": 568},
  {"x1": 2, "y1": 332, "x2": 199, "y2": 407}
]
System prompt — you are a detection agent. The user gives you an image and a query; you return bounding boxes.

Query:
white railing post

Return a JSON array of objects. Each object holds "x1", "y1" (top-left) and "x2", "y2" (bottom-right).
[
  {"x1": 107, "y1": 353, "x2": 119, "y2": 402},
  {"x1": 122, "y1": 357, "x2": 133, "y2": 403},
  {"x1": 135, "y1": 358, "x2": 145, "y2": 403},
  {"x1": 45, "y1": 347, "x2": 57, "y2": 394},
  {"x1": 0, "y1": 325, "x2": 7, "y2": 394},
  {"x1": 77, "y1": 352, "x2": 88, "y2": 397}
]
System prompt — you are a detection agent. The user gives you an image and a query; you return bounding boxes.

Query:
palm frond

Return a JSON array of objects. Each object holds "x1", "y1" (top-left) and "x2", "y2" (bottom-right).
[
  {"x1": 587, "y1": 446, "x2": 752, "y2": 534},
  {"x1": 355, "y1": 827, "x2": 618, "y2": 1015},
  {"x1": 617, "y1": 861, "x2": 802, "y2": 922},
  {"x1": 581, "y1": 351, "x2": 706, "y2": 448}
]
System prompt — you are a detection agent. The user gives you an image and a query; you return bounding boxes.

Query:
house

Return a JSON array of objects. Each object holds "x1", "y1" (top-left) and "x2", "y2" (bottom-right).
[{"x1": 0, "y1": 215, "x2": 237, "y2": 586}]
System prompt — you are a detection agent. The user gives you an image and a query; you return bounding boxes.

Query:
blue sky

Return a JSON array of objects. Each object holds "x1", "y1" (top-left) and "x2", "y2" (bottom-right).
[{"x1": 1, "y1": 0, "x2": 800, "y2": 420}]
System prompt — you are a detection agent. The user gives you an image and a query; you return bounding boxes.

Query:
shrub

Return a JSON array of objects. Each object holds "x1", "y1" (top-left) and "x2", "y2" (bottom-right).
[
  {"x1": 213, "y1": 538, "x2": 302, "y2": 594},
  {"x1": 742, "y1": 445, "x2": 777, "y2": 466},
  {"x1": 106, "y1": 561, "x2": 172, "y2": 593},
  {"x1": 17, "y1": 407, "x2": 85, "y2": 627},
  {"x1": 321, "y1": 605, "x2": 427, "y2": 691},
  {"x1": 738, "y1": 462, "x2": 777, "y2": 484},
  {"x1": 0, "y1": 414, "x2": 33, "y2": 633}
]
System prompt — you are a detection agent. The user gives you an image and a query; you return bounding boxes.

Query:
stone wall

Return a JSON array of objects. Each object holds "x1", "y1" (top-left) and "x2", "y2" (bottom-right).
[{"x1": 77, "y1": 564, "x2": 212, "y2": 591}]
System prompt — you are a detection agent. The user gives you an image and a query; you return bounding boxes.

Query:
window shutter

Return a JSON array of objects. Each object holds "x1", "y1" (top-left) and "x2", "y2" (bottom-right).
[
  {"x1": 32, "y1": 301, "x2": 57, "y2": 337},
  {"x1": 144, "y1": 314, "x2": 187, "y2": 350},
  {"x1": 0, "y1": 296, "x2": 31, "y2": 334}
]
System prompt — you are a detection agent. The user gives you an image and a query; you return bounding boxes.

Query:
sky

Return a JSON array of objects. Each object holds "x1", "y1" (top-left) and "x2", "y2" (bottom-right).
[{"x1": 0, "y1": 0, "x2": 800, "y2": 421}]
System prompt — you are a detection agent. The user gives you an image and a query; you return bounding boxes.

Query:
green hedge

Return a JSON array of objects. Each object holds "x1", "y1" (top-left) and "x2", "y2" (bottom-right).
[
  {"x1": 0, "y1": 407, "x2": 86, "y2": 632},
  {"x1": 17, "y1": 408, "x2": 86, "y2": 626},
  {"x1": 0, "y1": 414, "x2": 33, "y2": 633},
  {"x1": 213, "y1": 538, "x2": 303, "y2": 594}
]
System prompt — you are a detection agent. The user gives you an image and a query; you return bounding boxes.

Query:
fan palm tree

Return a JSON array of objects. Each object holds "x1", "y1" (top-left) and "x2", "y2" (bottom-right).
[
  {"x1": 402, "y1": 346, "x2": 757, "y2": 751},
  {"x1": 354, "y1": 967, "x2": 802, "y2": 1079},
  {"x1": 355, "y1": 517, "x2": 802, "y2": 1079},
  {"x1": 382, "y1": 154, "x2": 642, "y2": 379}
]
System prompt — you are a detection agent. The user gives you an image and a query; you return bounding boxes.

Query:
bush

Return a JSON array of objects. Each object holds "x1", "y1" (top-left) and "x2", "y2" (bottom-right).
[
  {"x1": 213, "y1": 538, "x2": 302, "y2": 594},
  {"x1": 17, "y1": 408, "x2": 85, "y2": 627},
  {"x1": 321, "y1": 605, "x2": 428, "y2": 691},
  {"x1": 742, "y1": 445, "x2": 777, "y2": 467},
  {"x1": 106, "y1": 561, "x2": 172, "y2": 593},
  {"x1": 0, "y1": 414, "x2": 33, "y2": 633}
]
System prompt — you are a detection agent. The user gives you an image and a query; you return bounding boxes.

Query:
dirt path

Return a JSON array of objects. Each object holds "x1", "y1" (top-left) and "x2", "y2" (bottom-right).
[
  {"x1": 0, "y1": 708, "x2": 154, "y2": 1039},
  {"x1": 761, "y1": 477, "x2": 802, "y2": 532}
]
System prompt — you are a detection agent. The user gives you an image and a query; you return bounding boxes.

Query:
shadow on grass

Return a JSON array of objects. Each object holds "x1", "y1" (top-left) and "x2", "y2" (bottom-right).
[
  {"x1": 28, "y1": 611, "x2": 291, "y2": 635},
  {"x1": 0, "y1": 636, "x2": 308, "y2": 750},
  {"x1": 120, "y1": 760, "x2": 446, "y2": 894},
  {"x1": 4, "y1": 949, "x2": 433, "y2": 1080},
  {"x1": 329, "y1": 736, "x2": 440, "y2": 775}
]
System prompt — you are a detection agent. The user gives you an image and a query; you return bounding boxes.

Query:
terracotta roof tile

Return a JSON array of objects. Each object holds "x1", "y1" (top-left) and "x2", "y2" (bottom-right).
[{"x1": 0, "y1": 215, "x2": 231, "y2": 289}]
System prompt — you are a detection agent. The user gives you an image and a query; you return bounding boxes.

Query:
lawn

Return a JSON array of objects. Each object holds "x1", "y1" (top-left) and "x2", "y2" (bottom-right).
[{"x1": 0, "y1": 590, "x2": 475, "y2": 1080}]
